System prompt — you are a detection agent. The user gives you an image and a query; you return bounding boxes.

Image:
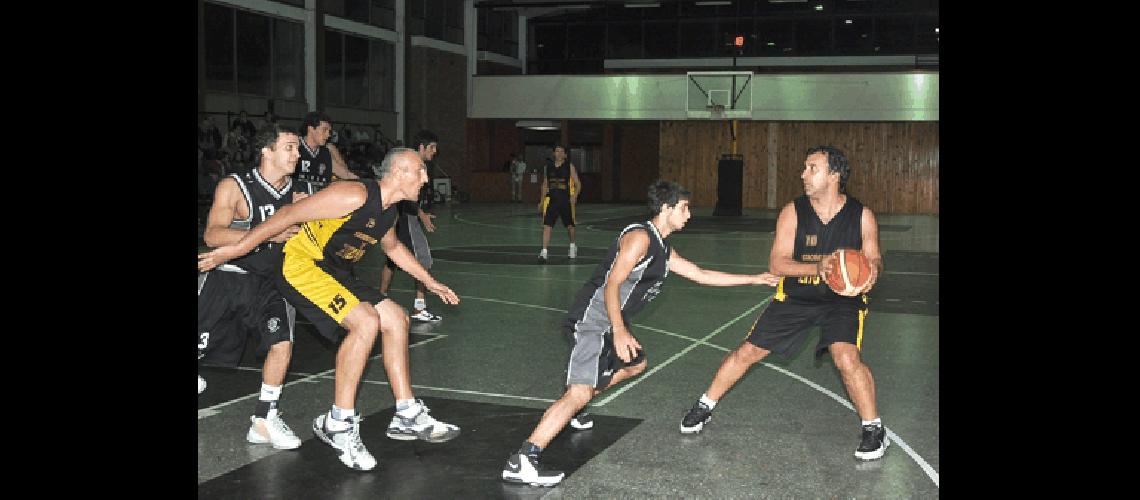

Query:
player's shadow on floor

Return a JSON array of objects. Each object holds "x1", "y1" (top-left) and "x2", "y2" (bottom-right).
[{"x1": 198, "y1": 397, "x2": 643, "y2": 498}]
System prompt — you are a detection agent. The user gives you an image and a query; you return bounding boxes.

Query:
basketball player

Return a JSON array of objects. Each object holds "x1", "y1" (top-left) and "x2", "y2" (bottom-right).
[
  {"x1": 198, "y1": 124, "x2": 316, "y2": 449},
  {"x1": 198, "y1": 148, "x2": 461, "y2": 472},
  {"x1": 379, "y1": 130, "x2": 443, "y2": 322},
  {"x1": 679, "y1": 145, "x2": 888, "y2": 461},
  {"x1": 502, "y1": 180, "x2": 780, "y2": 487},
  {"x1": 294, "y1": 111, "x2": 358, "y2": 190},
  {"x1": 536, "y1": 144, "x2": 580, "y2": 263}
]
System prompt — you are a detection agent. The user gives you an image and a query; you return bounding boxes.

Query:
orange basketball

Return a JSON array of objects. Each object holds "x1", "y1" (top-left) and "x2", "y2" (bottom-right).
[{"x1": 825, "y1": 248, "x2": 872, "y2": 294}]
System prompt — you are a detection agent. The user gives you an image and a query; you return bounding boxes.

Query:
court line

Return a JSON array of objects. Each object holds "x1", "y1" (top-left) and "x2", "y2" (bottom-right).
[
  {"x1": 200, "y1": 290, "x2": 939, "y2": 487},
  {"x1": 197, "y1": 335, "x2": 447, "y2": 420},
  {"x1": 367, "y1": 246, "x2": 934, "y2": 280},
  {"x1": 456, "y1": 293, "x2": 940, "y2": 489},
  {"x1": 366, "y1": 267, "x2": 776, "y2": 297},
  {"x1": 592, "y1": 298, "x2": 773, "y2": 407},
  {"x1": 382, "y1": 257, "x2": 937, "y2": 278},
  {"x1": 588, "y1": 298, "x2": 934, "y2": 489},
  {"x1": 757, "y1": 363, "x2": 940, "y2": 487}
]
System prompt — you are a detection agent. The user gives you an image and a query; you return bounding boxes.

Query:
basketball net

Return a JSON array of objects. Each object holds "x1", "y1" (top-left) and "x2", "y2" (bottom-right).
[{"x1": 708, "y1": 103, "x2": 726, "y2": 120}]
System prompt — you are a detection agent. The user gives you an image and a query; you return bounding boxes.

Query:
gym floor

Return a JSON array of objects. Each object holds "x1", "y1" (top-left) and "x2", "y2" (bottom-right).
[{"x1": 197, "y1": 201, "x2": 939, "y2": 498}]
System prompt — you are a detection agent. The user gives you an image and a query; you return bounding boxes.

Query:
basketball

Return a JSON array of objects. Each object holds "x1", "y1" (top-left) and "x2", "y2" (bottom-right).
[{"x1": 825, "y1": 248, "x2": 872, "y2": 294}]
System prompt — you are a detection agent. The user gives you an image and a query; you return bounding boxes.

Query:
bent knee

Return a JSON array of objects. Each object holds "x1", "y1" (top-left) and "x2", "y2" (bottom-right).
[
  {"x1": 564, "y1": 384, "x2": 594, "y2": 406},
  {"x1": 734, "y1": 342, "x2": 769, "y2": 365},
  {"x1": 829, "y1": 344, "x2": 863, "y2": 373},
  {"x1": 375, "y1": 300, "x2": 410, "y2": 331}
]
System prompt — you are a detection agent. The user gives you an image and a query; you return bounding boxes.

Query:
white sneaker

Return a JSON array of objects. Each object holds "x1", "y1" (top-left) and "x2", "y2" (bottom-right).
[
  {"x1": 569, "y1": 411, "x2": 593, "y2": 430},
  {"x1": 568, "y1": 243, "x2": 577, "y2": 259},
  {"x1": 247, "y1": 410, "x2": 302, "y2": 450},
  {"x1": 537, "y1": 248, "x2": 548, "y2": 264},
  {"x1": 198, "y1": 375, "x2": 207, "y2": 394},
  {"x1": 313, "y1": 414, "x2": 377, "y2": 471},
  {"x1": 386, "y1": 399, "x2": 461, "y2": 443},
  {"x1": 501, "y1": 452, "x2": 564, "y2": 487},
  {"x1": 411, "y1": 309, "x2": 442, "y2": 322}
]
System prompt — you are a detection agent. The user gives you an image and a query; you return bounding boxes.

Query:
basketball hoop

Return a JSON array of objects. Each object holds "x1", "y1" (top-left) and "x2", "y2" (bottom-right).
[{"x1": 707, "y1": 103, "x2": 726, "y2": 119}]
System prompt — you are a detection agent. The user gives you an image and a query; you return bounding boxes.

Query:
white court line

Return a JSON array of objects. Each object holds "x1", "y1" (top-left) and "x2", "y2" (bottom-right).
[
  {"x1": 355, "y1": 379, "x2": 556, "y2": 403},
  {"x1": 592, "y1": 298, "x2": 772, "y2": 407},
  {"x1": 379, "y1": 246, "x2": 938, "y2": 277},
  {"x1": 759, "y1": 363, "x2": 939, "y2": 487},
  {"x1": 197, "y1": 335, "x2": 447, "y2": 420},
  {"x1": 553, "y1": 294, "x2": 937, "y2": 488},
  {"x1": 451, "y1": 213, "x2": 543, "y2": 232},
  {"x1": 368, "y1": 267, "x2": 772, "y2": 297}
]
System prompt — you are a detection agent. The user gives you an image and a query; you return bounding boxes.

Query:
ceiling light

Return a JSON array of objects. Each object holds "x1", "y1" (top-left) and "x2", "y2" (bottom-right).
[
  {"x1": 845, "y1": 19, "x2": 853, "y2": 24},
  {"x1": 934, "y1": 27, "x2": 939, "y2": 33},
  {"x1": 814, "y1": 4, "x2": 823, "y2": 10},
  {"x1": 516, "y1": 120, "x2": 560, "y2": 131},
  {"x1": 624, "y1": 2, "x2": 660, "y2": 7},
  {"x1": 695, "y1": 1, "x2": 732, "y2": 5}
]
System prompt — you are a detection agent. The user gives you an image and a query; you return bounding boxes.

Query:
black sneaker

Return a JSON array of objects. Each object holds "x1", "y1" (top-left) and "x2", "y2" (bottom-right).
[
  {"x1": 679, "y1": 401, "x2": 713, "y2": 434},
  {"x1": 854, "y1": 424, "x2": 889, "y2": 461},
  {"x1": 501, "y1": 452, "x2": 564, "y2": 487},
  {"x1": 569, "y1": 411, "x2": 593, "y2": 430}
]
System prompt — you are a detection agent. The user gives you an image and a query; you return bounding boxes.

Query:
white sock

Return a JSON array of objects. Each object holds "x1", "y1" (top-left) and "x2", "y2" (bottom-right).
[
  {"x1": 396, "y1": 399, "x2": 420, "y2": 416},
  {"x1": 862, "y1": 417, "x2": 882, "y2": 427},
  {"x1": 260, "y1": 383, "x2": 282, "y2": 402},
  {"x1": 700, "y1": 393, "x2": 718, "y2": 409},
  {"x1": 327, "y1": 405, "x2": 355, "y2": 431},
  {"x1": 414, "y1": 298, "x2": 427, "y2": 310}
]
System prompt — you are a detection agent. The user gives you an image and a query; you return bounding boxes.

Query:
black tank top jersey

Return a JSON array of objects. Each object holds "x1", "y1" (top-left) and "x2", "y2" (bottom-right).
[
  {"x1": 564, "y1": 222, "x2": 671, "y2": 332},
  {"x1": 283, "y1": 180, "x2": 398, "y2": 272},
  {"x1": 545, "y1": 161, "x2": 571, "y2": 197},
  {"x1": 227, "y1": 169, "x2": 316, "y2": 276},
  {"x1": 294, "y1": 139, "x2": 334, "y2": 188},
  {"x1": 781, "y1": 194, "x2": 864, "y2": 302}
]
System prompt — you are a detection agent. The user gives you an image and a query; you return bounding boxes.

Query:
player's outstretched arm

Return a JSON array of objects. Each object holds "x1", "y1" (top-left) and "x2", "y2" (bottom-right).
[
  {"x1": 668, "y1": 249, "x2": 778, "y2": 286},
  {"x1": 379, "y1": 226, "x2": 459, "y2": 305},
  {"x1": 327, "y1": 143, "x2": 358, "y2": 180},
  {"x1": 198, "y1": 182, "x2": 367, "y2": 272}
]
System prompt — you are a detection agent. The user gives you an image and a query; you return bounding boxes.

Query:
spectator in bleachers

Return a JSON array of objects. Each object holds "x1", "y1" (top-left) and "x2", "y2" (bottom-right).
[
  {"x1": 233, "y1": 110, "x2": 257, "y2": 141},
  {"x1": 198, "y1": 116, "x2": 222, "y2": 158}
]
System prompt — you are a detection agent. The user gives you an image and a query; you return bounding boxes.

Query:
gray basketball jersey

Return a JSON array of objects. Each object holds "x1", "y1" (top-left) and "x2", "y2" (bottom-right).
[{"x1": 564, "y1": 222, "x2": 671, "y2": 333}]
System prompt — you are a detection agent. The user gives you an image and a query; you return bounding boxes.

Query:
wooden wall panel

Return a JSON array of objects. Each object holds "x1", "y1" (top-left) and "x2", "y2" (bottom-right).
[
  {"x1": 661, "y1": 121, "x2": 773, "y2": 209},
  {"x1": 733, "y1": 121, "x2": 770, "y2": 210},
  {"x1": 771, "y1": 122, "x2": 939, "y2": 215},
  {"x1": 468, "y1": 119, "x2": 937, "y2": 214},
  {"x1": 617, "y1": 123, "x2": 660, "y2": 202},
  {"x1": 732, "y1": 121, "x2": 937, "y2": 215}
]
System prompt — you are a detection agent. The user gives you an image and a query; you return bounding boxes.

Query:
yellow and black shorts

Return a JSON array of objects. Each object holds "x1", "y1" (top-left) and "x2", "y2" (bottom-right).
[
  {"x1": 277, "y1": 250, "x2": 387, "y2": 341},
  {"x1": 541, "y1": 192, "x2": 576, "y2": 227}
]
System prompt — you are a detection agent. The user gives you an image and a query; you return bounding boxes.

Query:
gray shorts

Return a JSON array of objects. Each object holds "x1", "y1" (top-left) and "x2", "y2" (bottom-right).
[{"x1": 564, "y1": 326, "x2": 646, "y2": 389}]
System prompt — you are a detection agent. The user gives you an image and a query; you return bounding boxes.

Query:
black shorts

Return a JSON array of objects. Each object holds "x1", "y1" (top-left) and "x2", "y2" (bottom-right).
[
  {"x1": 564, "y1": 326, "x2": 646, "y2": 389},
  {"x1": 542, "y1": 193, "x2": 575, "y2": 228},
  {"x1": 198, "y1": 268, "x2": 296, "y2": 367},
  {"x1": 278, "y1": 251, "x2": 386, "y2": 342},
  {"x1": 384, "y1": 214, "x2": 432, "y2": 271},
  {"x1": 745, "y1": 295, "x2": 869, "y2": 359}
]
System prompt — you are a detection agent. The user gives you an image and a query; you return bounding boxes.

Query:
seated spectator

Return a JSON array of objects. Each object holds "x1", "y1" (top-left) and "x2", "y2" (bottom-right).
[{"x1": 233, "y1": 110, "x2": 257, "y2": 140}]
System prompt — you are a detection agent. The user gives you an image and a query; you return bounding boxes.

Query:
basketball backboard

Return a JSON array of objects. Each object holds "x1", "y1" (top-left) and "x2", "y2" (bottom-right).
[{"x1": 686, "y1": 71, "x2": 753, "y2": 119}]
